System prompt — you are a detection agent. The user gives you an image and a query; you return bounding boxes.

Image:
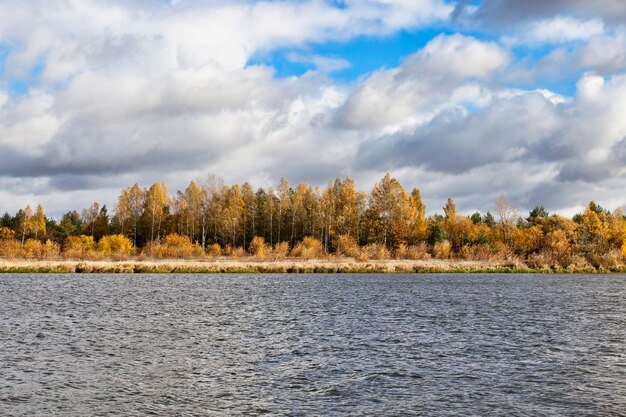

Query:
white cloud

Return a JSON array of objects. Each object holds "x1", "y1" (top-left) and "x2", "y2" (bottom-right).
[
  {"x1": 339, "y1": 34, "x2": 510, "y2": 131},
  {"x1": 354, "y1": 72, "x2": 626, "y2": 212},
  {"x1": 576, "y1": 32, "x2": 626, "y2": 73},
  {"x1": 286, "y1": 52, "x2": 351, "y2": 73},
  {"x1": 0, "y1": 0, "x2": 452, "y2": 82},
  {"x1": 2, "y1": 1, "x2": 626, "y2": 218},
  {"x1": 504, "y1": 16, "x2": 605, "y2": 45}
]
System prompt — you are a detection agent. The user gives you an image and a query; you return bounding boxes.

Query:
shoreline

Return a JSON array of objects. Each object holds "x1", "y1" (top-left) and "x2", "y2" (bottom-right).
[{"x1": 0, "y1": 258, "x2": 617, "y2": 274}]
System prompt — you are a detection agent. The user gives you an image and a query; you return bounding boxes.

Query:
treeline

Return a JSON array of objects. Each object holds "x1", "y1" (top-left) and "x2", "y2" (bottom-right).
[{"x1": 1, "y1": 173, "x2": 626, "y2": 269}]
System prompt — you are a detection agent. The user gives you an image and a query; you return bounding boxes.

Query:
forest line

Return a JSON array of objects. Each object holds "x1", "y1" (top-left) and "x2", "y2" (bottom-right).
[{"x1": 1, "y1": 173, "x2": 625, "y2": 270}]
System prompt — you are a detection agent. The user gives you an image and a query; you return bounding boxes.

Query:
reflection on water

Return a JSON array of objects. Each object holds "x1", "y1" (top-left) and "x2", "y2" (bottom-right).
[{"x1": 0, "y1": 274, "x2": 624, "y2": 416}]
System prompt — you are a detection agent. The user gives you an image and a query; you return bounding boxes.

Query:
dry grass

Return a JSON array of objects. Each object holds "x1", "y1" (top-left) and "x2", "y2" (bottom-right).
[{"x1": 0, "y1": 256, "x2": 611, "y2": 274}]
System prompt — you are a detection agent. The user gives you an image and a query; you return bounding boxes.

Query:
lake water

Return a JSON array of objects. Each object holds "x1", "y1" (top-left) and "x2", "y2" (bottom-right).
[{"x1": 0, "y1": 274, "x2": 624, "y2": 416}]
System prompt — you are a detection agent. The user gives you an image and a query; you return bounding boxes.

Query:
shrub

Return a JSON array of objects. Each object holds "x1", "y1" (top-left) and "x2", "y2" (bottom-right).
[
  {"x1": 565, "y1": 255, "x2": 593, "y2": 271},
  {"x1": 249, "y1": 236, "x2": 268, "y2": 258},
  {"x1": 459, "y1": 244, "x2": 497, "y2": 261},
  {"x1": 21, "y1": 239, "x2": 61, "y2": 259},
  {"x1": 0, "y1": 239, "x2": 22, "y2": 258},
  {"x1": 361, "y1": 243, "x2": 390, "y2": 260},
  {"x1": 0, "y1": 227, "x2": 15, "y2": 240},
  {"x1": 587, "y1": 250, "x2": 623, "y2": 270},
  {"x1": 98, "y1": 234, "x2": 134, "y2": 257},
  {"x1": 231, "y1": 247, "x2": 247, "y2": 258},
  {"x1": 22, "y1": 239, "x2": 43, "y2": 259},
  {"x1": 206, "y1": 243, "x2": 222, "y2": 257},
  {"x1": 63, "y1": 235, "x2": 97, "y2": 259},
  {"x1": 395, "y1": 243, "x2": 431, "y2": 260},
  {"x1": 335, "y1": 235, "x2": 361, "y2": 259},
  {"x1": 272, "y1": 242, "x2": 290, "y2": 259},
  {"x1": 42, "y1": 240, "x2": 61, "y2": 259},
  {"x1": 291, "y1": 237, "x2": 323, "y2": 259},
  {"x1": 144, "y1": 233, "x2": 203, "y2": 258},
  {"x1": 433, "y1": 240, "x2": 451, "y2": 259}
]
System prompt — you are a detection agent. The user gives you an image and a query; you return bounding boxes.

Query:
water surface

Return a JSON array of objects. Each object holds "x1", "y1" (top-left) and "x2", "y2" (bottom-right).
[{"x1": 0, "y1": 274, "x2": 624, "y2": 416}]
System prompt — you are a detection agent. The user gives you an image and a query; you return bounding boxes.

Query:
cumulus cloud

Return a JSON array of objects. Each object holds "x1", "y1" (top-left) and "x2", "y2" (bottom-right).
[
  {"x1": 356, "y1": 72, "x2": 626, "y2": 211},
  {"x1": 503, "y1": 16, "x2": 605, "y2": 45},
  {"x1": 1, "y1": 0, "x2": 626, "y2": 218},
  {"x1": 0, "y1": 0, "x2": 453, "y2": 80},
  {"x1": 338, "y1": 34, "x2": 510, "y2": 130},
  {"x1": 0, "y1": 0, "x2": 454, "y2": 213}
]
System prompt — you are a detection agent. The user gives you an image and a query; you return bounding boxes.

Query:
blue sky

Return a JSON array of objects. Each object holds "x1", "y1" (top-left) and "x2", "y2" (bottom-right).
[
  {"x1": 249, "y1": 28, "x2": 452, "y2": 80},
  {"x1": 1, "y1": 0, "x2": 626, "y2": 217}
]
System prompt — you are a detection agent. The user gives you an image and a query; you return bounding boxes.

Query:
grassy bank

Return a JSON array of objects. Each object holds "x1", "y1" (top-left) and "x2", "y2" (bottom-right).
[{"x1": 0, "y1": 258, "x2": 617, "y2": 274}]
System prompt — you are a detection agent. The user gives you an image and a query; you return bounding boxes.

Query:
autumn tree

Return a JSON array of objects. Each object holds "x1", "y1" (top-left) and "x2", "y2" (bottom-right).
[
  {"x1": 277, "y1": 177, "x2": 291, "y2": 244},
  {"x1": 337, "y1": 178, "x2": 362, "y2": 241},
  {"x1": 366, "y1": 173, "x2": 411, "y2": 249},
  {"x1": 495, "y1": 194, "x2": 519, "y2": 248},
  {"x1": 221, "y1": 184, "x2": 244, "y2": 247},
  {"x1": 17, "y1": 205, "x2": 33, "y2": 245},
  {"x1": 184, "y1": 180, "x2": 203, "y2": 242},
  {"x1": 82, "y1": 202, "x2": 100, "y2": 236},
  {"x1": 408, "y1": 189, "x2": 427, "y2": 245},
  {"x1": 144, "y1": 182, "x2": 169, "y2": 243},
  {"x1": 116, "y1": 184, "x2": 145, "y2": 246},
  {"x1": 34, "y1": 204, "x2": 46, "y2": 240},
  {"x1": 576, "y1": 201, "x2": 611, "y2": 258},
  {"x1": 241, "y1": 182, "x2": 257, "y2": 249}
]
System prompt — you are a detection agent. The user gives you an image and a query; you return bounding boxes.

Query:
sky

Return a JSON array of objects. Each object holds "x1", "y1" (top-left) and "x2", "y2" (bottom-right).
[{"x1": 2, "y1": 0, "x2": 626, "y2": 218}]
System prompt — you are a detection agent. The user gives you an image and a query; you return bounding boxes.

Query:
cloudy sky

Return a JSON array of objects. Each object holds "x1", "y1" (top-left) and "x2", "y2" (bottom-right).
[{"x1": 2, "y1": 0, "x2": 626, "y2": 217}]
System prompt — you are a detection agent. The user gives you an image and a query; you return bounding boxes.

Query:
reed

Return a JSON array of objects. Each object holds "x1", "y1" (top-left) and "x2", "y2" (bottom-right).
[{"x1": 0, "y1": 258, "x2": 621, "y2": 274}]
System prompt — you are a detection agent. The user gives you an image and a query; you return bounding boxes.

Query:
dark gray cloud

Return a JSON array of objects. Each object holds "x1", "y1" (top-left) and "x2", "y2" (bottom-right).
[
  {"x1": 356, "y1": 92, "x2": 561, "y2": 174},
  {"x1": 461, "y1": 0, "x2": 626, "y2": 25}
]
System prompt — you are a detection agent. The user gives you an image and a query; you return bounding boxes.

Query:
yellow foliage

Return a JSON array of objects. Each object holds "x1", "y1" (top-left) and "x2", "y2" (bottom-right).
[
  {"x1": 272, "y1": 242, "x2": 290, "y2": 259},
  {"x1": 361, "y1": 243, "x2": 390, "y2": 260},
  {"x1": 21, "y1": 239, "x2": 61, "y2": 259},
  {"x1": 0, "y1": 239, "x2": 23, "y2": 258},
  {"x1": 459, "y1": 244, "x2": 500, "y2": 261},
  {"x1": 607, "y1": 211, "x2": 626, "y2": 247},
  {"x1": 291, "y1": 237, "x2": 323, "y2": 259},
  {"x1": 206, "y1": 243, "x2": 222, "y2": 257},
  {"x1": 222, "y1": 245, "x2": 246, "y2": 258},
  {"x1": 513, "y1": 226, "x2": 544, "y2": 256},
  {"x1": 42, "y1": 240, "x2": 61, "y2": 259},
  {"x1": 335, "y1": 235, "x2": 361, "y2": 259},
  {"x1": 545, "y1": 230, "x2": 571, "y2": 260},
  {"x1": 433, "y1": 240, "x2": 452, "y2": 259},
  {"x1": 580, "y1": 208, "x2": 609, "y2": 239},
  {"x1": 98, "y1": 234, "x2": 134, "y2": 256},
  {"x1": 63, "y1": 235, "x2": 97, "y2": 259},
  {"x1": 0, "y1": 239, "x2": 60, "y2": 259},
  {"x1": 249, "y1": 236, "x2": 268, "y2": 258},
  {"x1": 0, "y1": 227, "x2": 15, "y2": 240},
  {"x1": 395, "y1": 243, "x2": 431, "y2": 260},
  {"x1": 144, "y1": 233, "x2": 203, "y2": 258}
]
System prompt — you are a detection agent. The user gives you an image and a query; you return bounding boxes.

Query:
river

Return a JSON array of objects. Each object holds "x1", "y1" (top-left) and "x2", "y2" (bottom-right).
[{"x1": 1, "y1": 274, "x2": 624, "y2": 416}]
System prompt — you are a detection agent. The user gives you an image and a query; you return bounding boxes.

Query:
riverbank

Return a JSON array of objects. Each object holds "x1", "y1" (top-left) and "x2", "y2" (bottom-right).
[{"x1": 0, "y1": 258, "x2": 616, "y2": 273}]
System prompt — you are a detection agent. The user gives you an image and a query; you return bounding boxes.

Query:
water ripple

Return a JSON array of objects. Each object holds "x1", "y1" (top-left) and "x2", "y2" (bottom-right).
[{"x1": 0, "y1": 273, "x2": 624, "y2": 416}]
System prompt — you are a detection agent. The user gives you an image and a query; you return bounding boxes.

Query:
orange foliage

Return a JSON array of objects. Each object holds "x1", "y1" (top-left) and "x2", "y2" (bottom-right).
[
  {"x1": 144, "y1": 233, "x2": 203, "y2": 258},
  {"x1": 291, "y1": 237, "x2": 323, "y2": 259}
]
